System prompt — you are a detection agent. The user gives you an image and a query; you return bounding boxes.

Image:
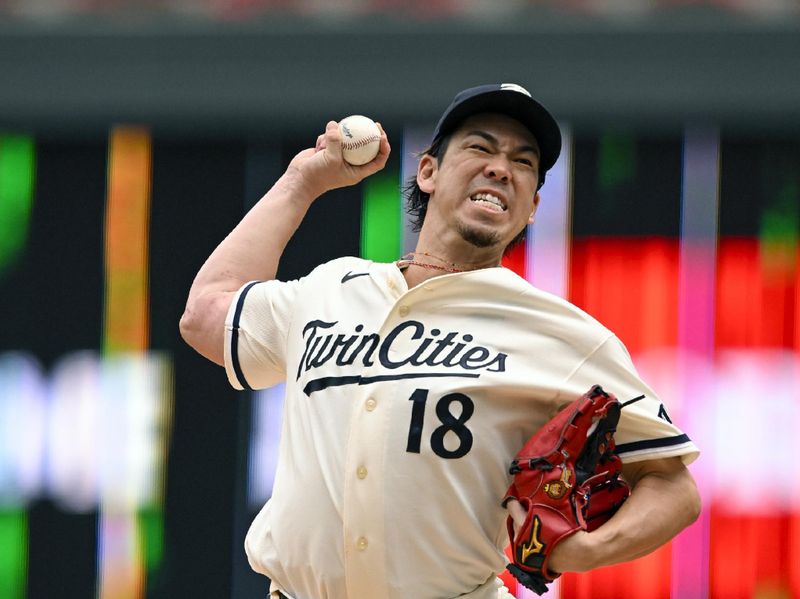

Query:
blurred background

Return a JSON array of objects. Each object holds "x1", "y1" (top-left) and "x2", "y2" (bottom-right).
[{"x1": 1, "y1": 1, "x2": 799, "y2": 598}]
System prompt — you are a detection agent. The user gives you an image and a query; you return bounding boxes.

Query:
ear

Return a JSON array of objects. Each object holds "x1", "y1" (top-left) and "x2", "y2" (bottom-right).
[
  {"x1": 417, "y1": 154, "x2": 437, "y2": 195},
  {"x1": 527, "y1": 192, "x2": 541, "y2": 225}
]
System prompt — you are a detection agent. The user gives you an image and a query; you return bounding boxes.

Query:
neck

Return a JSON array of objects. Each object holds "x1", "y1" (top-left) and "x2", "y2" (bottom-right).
[
  {"x1": 397, "y1": 246, "x2": 502, "y2": 288},
  {"x1": 415, "y1": 230, "x2": 505, "y2": 269}
]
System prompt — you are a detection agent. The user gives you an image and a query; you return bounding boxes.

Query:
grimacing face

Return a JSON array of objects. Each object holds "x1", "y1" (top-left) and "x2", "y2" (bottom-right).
[{"x1": 416, "y1": 113, "x2": 542, "y2": 253}]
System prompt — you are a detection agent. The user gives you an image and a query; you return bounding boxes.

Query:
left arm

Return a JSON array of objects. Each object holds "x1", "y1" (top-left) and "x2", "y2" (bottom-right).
[
  {"x1": 550, "y1": 456, "x2": 700, "y2": 572},
  {"x1": 507, "y1": 456, "x2": 701, "y2": 573}
]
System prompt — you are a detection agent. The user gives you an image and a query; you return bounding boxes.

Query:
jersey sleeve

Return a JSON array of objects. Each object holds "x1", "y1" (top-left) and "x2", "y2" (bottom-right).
[
  {"x1": 560, "y1": 335, "x2": 699, "y2": 465},
  {"x1": 223, "y1": 277, "x2": 302, "y2": 391}
]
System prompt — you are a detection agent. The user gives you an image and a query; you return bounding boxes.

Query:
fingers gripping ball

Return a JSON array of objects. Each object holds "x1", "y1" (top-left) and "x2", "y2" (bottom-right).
[
  {"x1": 503, "y1": 385, "x2": 631, "y2": 595},
  {"x1": 339, "y1": 115, "x2": 381, "y2": 166}
]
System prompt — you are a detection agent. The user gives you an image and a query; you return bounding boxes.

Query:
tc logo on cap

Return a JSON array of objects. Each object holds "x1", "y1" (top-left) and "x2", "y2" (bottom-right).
[{"x1": 500, "y1": 83, "x2": 532, "y2": 97}]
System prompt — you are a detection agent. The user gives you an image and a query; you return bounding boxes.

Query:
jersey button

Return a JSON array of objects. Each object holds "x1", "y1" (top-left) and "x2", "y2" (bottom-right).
[
  {"x1": 387, "y1": 278, "x2": 397, "y2": 291},
  {"x1": 357, "y1": 466, "x2": 368, "y2": 479},
  {"x1": 365, "y1": 398, "x2": 377, "y2": 411},
  {"x1": 356, "y1": 537, "x2": 368, "y2": 551},
  {"x1": 398, "y1": 305, "x2": 410, "y2": 317}
]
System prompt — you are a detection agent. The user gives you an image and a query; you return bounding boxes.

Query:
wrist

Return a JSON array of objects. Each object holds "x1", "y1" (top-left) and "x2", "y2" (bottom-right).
[
  {"x1": 547, "y1": 530, "x2": 596, "y2": 574},
  {"x1": 281, "y1": 165, "x2": 326, "y2": 205}
]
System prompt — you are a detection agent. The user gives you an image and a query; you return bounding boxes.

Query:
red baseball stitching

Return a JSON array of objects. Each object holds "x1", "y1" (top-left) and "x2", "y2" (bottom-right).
[{"x1": 342, "y1": 135, "x2": 380, "y2": 150}]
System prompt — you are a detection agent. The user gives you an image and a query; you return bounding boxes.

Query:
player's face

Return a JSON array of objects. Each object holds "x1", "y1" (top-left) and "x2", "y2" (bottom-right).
[{"x1": 417, "y1": 113, "x2": 541, "y2": 252}]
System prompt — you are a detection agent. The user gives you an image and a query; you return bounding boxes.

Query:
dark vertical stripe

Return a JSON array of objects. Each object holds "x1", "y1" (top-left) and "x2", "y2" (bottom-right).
[
  {"x1": 230, "y1": 281, "x2": 260, "y2": 391},
  {"x1": 23, "y1": 139, "x2": 106, "y2": 599},
  {"x1": 151, "y1": 139, "x2": 246, "y2": 598}
]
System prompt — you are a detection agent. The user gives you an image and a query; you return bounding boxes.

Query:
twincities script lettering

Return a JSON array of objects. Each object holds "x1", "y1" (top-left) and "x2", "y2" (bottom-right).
[{"x1": 296, "y1": 319, "x2": 507, "y2": 383}]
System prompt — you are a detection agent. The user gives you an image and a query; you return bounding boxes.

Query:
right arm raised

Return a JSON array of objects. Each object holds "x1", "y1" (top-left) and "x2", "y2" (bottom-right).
[{"x1": 179, "y1": 120, "x2": 390, "y2": 365}]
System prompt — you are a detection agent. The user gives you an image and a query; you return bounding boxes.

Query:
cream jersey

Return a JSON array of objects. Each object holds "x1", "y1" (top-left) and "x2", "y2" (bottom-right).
[{"x1": 223, "y1": 257, "x2": 699, "y2": 599}]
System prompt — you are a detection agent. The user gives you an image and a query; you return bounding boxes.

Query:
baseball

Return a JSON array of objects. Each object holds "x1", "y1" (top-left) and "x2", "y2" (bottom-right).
[{"x1": 339, "y1": 115, "x2": 381, "y2": 166}]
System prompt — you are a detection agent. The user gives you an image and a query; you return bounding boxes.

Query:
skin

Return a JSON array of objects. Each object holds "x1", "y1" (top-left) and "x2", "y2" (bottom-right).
[
  {"x1": 407, "y1": 113, "x2": 542, "y2": 288},
  {"x1": 180, "y1": 112, "x2": 700, "y2": 577}
]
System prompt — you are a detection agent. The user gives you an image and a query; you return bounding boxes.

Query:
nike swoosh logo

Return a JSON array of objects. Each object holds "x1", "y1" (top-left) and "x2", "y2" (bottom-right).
[{"x1": 341, "y1": 271, "x2": 370, "y2": 284}]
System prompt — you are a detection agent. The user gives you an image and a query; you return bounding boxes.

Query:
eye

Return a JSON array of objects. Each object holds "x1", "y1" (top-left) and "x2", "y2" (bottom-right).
[
  {"x1": 470, "y1": 144, "x2": 490, "y2": 153},
  {"x1": 515, "y1": 156, "x2": 540, "y2": 170}
]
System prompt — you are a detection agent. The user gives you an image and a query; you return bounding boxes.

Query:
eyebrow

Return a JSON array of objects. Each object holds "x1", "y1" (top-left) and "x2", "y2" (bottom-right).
[{"x1": 464, "y1": 130, "x2": 540, "y2": 157}]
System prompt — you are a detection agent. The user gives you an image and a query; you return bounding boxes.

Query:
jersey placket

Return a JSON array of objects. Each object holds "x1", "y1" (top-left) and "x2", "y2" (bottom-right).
[
  {"x1": 340, "y1": 293, "x2": 404, "y2": 597},
  {"x1": 342, "y1": 389, "x2": 390, "y2": 597}
]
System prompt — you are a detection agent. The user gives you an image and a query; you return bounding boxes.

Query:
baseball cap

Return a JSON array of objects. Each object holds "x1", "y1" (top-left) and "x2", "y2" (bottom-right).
[{"x1": 432, "y1": 83, "x2": 562, "y2": 173}]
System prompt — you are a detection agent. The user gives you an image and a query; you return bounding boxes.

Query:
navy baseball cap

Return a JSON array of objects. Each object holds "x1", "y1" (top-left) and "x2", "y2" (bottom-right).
[{"x1": 432, "y1": 83, "x2": 562, "y2": 173}]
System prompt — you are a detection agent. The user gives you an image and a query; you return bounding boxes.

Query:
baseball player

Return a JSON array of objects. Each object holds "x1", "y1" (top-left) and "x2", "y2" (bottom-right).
[{"x1": 180, "y1": 83, "x2": 701, "y2": 599}]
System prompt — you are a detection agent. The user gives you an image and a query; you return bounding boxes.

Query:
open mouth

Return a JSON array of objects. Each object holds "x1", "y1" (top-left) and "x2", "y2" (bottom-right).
[{"x1": 470, "y1": 192, "x2": 506, "y2": 212}]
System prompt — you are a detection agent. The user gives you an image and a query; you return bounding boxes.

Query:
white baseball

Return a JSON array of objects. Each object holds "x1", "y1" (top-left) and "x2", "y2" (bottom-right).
[{"x1": 339, "y1": 115, "x2": 381, "y2": 166}]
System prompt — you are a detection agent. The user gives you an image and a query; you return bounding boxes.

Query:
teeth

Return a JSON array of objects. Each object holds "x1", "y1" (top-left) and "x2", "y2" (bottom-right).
[{"x1": 470, "y1": 192, "x2": 505, "y2": 211}]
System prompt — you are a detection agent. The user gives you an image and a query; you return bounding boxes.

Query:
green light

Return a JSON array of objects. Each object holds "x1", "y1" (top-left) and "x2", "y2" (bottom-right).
[
  {"x1": 0, "y1": 136, "x2": 35, "y2": 278},
  {"x1": 760, "y1": 181, "x2": 799, "y2": 245},
  {"x1": 598, "y1": 133, "x2": 635, "y2": 192},
  {"x1": 361, "y1": 170, "x2": 401, "y2": 262},
  {"x1": 0, "y1": 510, "x2": 27, "y2": 599},
  {"x1": 760, "y1": 180, "x2": 799, "y2": 273},
  {"x1": 138, "y1": 507, "x2": 164, "y2": 573}
]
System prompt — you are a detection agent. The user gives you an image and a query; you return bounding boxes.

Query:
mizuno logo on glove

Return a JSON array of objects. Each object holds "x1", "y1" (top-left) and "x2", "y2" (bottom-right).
[{"x1": 520, "y1": 515, "x2": 545, "y2": 563}]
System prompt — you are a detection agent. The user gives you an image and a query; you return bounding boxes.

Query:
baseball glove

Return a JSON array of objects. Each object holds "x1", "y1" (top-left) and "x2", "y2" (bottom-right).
[{"x1": 502, "y1": 385, "x2": 630, "y2": 595}]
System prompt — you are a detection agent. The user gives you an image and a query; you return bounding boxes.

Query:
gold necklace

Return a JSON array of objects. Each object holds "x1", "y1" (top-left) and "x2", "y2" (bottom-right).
[{"x1": 396, "y1": 252, "x2": 489, "y2": 273}]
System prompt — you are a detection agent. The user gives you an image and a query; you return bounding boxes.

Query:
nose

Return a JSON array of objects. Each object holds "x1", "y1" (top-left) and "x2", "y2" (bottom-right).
[{"x1": 484, "y1": 155, "x2": 511, "y2": 183}]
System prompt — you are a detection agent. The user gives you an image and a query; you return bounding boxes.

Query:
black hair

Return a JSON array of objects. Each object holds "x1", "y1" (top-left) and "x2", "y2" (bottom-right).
[
  {"x1": 404, "y1": 133, "x2": 453, "y2": 233},
  {"x1": 403, "y1": 130, "x2": 548, "y2": 252}
]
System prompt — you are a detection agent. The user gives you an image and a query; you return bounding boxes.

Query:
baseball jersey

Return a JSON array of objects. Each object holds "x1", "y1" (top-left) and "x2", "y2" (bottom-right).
[{"x1": 224, "y1": 257, "x2": 699, "y2": 599}]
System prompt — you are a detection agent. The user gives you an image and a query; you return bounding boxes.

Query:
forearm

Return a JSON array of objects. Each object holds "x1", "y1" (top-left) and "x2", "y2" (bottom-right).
[
  {"x1": 190, "y1": 169, "x2": 317, "y2": 297},
  {"x1": 549, "y1": 458, "x2": 701, "y2": 572},
  {"x1": 179, "y1": 165, "x2": 317, "y2": 367},
  {"x1": 588, "y1": 464, "x2": 699, "y2": 567},
  {"x1": 179, "y1": 169, "x2": 317, "y2": 362},
  {"x1": 179, "y1": 120, "x2": 391, "y2": 365}
]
